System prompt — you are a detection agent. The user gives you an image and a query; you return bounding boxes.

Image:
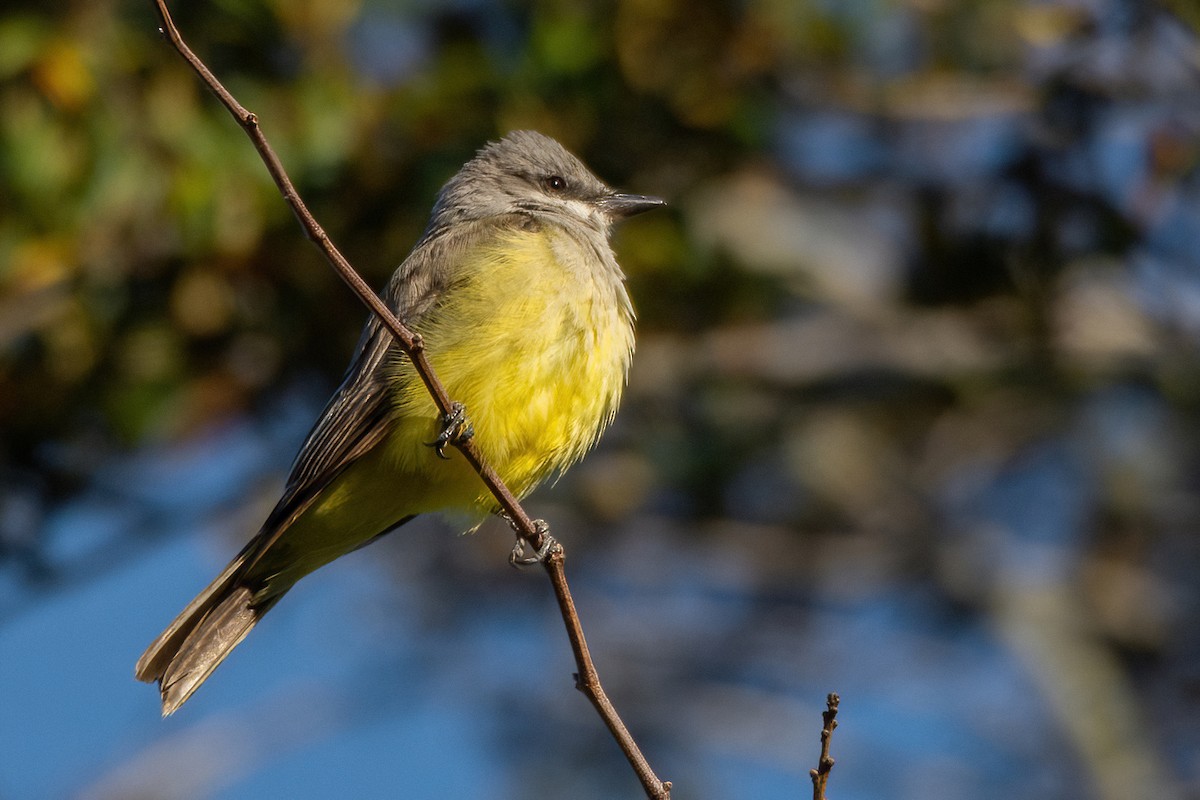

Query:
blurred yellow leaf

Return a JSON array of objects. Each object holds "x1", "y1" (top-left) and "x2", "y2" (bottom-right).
[
  {"x1": 32, "y1": 37, "x2": 94, "y2": 111},
  {"x1": 170, "y1": 269, "x2": 236, "y2": 337}
]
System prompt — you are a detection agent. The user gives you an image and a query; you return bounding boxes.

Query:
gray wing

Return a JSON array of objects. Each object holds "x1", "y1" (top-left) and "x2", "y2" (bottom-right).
[{"x1": 262, "y1": 319, "x2": 402, "y2": 532}]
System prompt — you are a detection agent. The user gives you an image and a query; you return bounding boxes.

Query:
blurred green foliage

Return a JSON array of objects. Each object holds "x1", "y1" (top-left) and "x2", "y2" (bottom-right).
[{"x1": 0, "y1": 0, "x2": 790, "y2": 456}]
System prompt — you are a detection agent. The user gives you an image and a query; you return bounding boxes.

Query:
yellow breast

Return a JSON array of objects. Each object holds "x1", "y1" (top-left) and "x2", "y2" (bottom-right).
[{"x1": 386, "y1": 223, "x2": 635, "y2": 513}]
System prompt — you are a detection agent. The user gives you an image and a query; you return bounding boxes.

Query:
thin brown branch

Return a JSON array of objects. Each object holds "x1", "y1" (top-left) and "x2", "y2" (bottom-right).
[
  {"x1": 543, "y1": 546, "x2": 672, "y2": 799},
  {"x1": 809, "y1": 693, "x2": 840, "y2": 800},
  {"x1": 148, "y1": 3, "x2": 670, "y2": 797}
]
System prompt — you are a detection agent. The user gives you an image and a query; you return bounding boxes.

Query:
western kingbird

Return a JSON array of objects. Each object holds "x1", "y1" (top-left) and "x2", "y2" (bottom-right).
[{"x1": 136, "y1": 130, "x2": 663, "y2": 715}]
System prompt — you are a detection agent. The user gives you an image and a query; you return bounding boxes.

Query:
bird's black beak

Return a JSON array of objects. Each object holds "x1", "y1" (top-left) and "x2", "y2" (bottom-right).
[{"x1": 601, "y1": 192, "x2": 666, "y2": 219}]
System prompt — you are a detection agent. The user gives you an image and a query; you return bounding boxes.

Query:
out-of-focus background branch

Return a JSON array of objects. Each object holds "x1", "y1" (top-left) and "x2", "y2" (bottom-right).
[{"x1": 2, "y1": 1, "x2": 1198, "y2": 798}]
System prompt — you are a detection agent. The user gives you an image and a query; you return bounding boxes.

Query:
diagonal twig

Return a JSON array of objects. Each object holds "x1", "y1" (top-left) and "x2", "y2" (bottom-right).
[{"x1": 148, "y1": 3, "x2": 671, "y2": 797}]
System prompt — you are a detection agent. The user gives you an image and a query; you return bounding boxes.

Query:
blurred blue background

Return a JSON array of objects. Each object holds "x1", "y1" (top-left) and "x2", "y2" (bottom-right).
[{"x1": 2, "y1": 0, "x2": 1200, "y2": 797}]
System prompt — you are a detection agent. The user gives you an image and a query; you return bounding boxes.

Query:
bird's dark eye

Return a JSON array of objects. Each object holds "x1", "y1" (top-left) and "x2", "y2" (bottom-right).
[{"x1": 544, "y1": 175, "x2": 567, "y2": 193}]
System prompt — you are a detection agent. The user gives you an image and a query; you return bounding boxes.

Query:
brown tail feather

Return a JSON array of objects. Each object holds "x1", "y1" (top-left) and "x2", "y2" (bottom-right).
[
  {"x1": 135, "y1": 552, "x2": 281, "y2": 716},
  {"x1": 136, "y1": 513, "x2": 412, "y2": 715},
  {"x1": 135, "y1": 554, "x2": 245, "y2": 685},
  {"x1": 159, "y1": 586, "x2": 268, "y2": 715}
]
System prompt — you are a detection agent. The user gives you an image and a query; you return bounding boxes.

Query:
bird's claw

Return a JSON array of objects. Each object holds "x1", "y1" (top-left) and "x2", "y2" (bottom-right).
[
  {"x1": 509, "y1": 519, "x2": 557, "y2": 567},
  {"x1": 426, "y1": 402, "x2": 473, "y2": 459}
]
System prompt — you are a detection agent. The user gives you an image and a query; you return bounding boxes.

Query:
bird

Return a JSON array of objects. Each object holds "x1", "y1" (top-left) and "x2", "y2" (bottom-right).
[{"x1": 135, "y1": 130, "x2": 664, "y2": 715}]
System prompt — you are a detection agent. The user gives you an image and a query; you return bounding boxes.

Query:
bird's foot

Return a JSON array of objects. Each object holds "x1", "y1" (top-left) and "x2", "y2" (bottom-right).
[
  {"x1": 426, "y1": 401, "x2": 474, "y2": 459},
  {"x1": 509, "y1": 519, "x2": 558, "y2": 567}
]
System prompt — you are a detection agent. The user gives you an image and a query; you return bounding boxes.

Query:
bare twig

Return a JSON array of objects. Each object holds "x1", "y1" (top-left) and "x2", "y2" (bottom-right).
[
  {"x1": 810, "y1": 693, "x2": 839, "y2": 800},
  {"x1": 544, "y1": 547, "x2": 672, "y2": 798},
  {"x1": 148, "y1": 4, "x2": 670, "y2": 798}
]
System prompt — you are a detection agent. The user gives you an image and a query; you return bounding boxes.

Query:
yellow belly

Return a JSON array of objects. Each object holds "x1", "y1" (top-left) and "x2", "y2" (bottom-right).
[{"x1": 383, "y1": 223, "x2": 635, "y2": 514}]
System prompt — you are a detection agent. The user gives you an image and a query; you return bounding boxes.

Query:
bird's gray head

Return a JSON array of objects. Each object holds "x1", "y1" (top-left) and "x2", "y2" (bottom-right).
[{"x1": 429, "y1": 131, "x2": 663, "y2": 235}]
